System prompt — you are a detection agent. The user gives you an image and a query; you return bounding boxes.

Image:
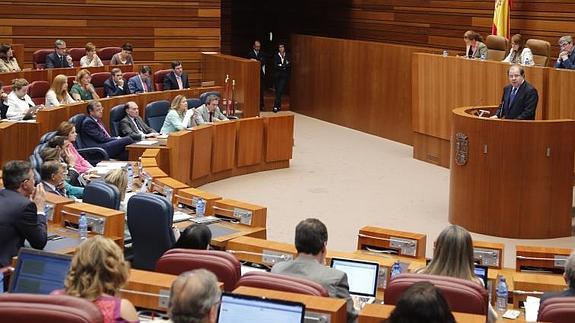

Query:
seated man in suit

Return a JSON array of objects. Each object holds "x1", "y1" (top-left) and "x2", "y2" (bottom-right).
[
  {"x1": 163, "y1": 61, "x2": 190, "y2": 91},
  {"x1": 494, "y1": 65, "x2": 538, "y2": 120},
  {"x1": 555, "y1": 35, "x2": 575, "y2": 69},
  {"x1": 540, "y1": 251, "x2": 575, "y2": 303},
  {"x1": 168, "y1": 269, "x2": 221, "y2": 323},
  {"x1": 40, "y1": 160, "x2": 67, "y2": 197},
  {"x1": 104, "y1": 68, "x2": 130, "y2": 97},
  {"x1": 128, "y1": 65, "x2": 154, "y2": 94},
  {"x1": 45, "y1": 39, "x2": 73, "y2": 69},
  {"x1": 81, "y1": 101, "x2": 134, "y2": 160},
  {"x1": 0, "y1": 160, "x2": 47, "y2": 267},
  {"x1": 271, "y1": 218, "x2": 357, "y2": 323},
  {"x1": 195, "y1": 94, "x2": 229, "y2": 125},
  {"x1": 120, "y1": 101, "x2": 158, "y2": 140}
]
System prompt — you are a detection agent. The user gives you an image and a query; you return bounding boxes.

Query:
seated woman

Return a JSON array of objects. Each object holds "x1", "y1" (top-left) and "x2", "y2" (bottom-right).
[
  {"x1": 502, "y1": 34, "x2": 534, "y2": 66},
  {"x1": 6, "y1": 78, "x2": 42, "y2": 120},
  {"x1": 45, "y1": 74, "x2": 76, "y2": 107},
  {"x1": 103, "y1": 168, "x2": 129, "y2": 212},
  {"x1": 387, "y1": 281, "x2": 455, "y2": 323},
  {"x1": 70, "y1": 69, "x2": 100, "y2": 101},
  {"x1": 47, "y1": 135, "x2": 97, "y2": 186},
  {"x1": 55, "y1": 121, "x2": 95, "y2": 175},
  {"x1": 0, "y1": 43, "x2": 21, "y2": 72},
  {"x1": 463, "y1": 30, "x2": 488, "y2": 59},
  {"x1": 417, "y1": 225, "x2": 497, "y2": 322},
  {"x1": 111, "y1": 43, "x2": 134, "y2": 65},
  {"x1": 59, "y1": 236, "x2": 139, "y2": 322},
  {"x1": 40, "y1": 147, "x2": 84, "y2": 199},
  {"x1": 160, "y1": 95, "x2": 199, "y2": 135},
  {"x1": 80, "y1": 42, "x2": 104, "y2": 68},
  {"x1": 173, "y1": 223, "x2": 212, "y2": 250}
]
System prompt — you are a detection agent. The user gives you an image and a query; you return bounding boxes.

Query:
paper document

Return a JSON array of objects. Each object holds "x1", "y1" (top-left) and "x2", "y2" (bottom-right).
[{"x1": 137, "y1": 140, "x2": 159, "y2": 145}]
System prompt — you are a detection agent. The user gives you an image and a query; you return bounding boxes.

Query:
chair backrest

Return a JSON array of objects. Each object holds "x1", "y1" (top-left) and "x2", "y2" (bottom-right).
[
  {"x1": 384, "y1": 273, "x2": 489, "y2": 315},
  {"x1": 28, "y1": 81, "x2": 50, "y2": 105},
  {"x1": 127, "y1": 193, "x2": 175, "y2": 270},
  {"x1": 538, "y1": 297, "x2": 575, "y2": 323},
  {"x1": 153, "y1": 69, "x2": 171, "y2": 91},
  {"x1": 40, "y1": 131, "x2": 57, "y2": 144},
  {"x1": 109, "y1": 104, "x2": 127, "y2": 137},
  {"x1": 145, "y1": 100, "x2": 170, "y2": 132},
  {"x1": 90, "y1": 72, "x2": 111, "y2": 98},
  {"x1": 83, "y1": 181, "x2": 121, "y2": 210},
  {"x1": 186, "y1": 98, "x2": 202, "y2": 109},
  {"x1": 236, "y1": 271, "x2": 329, "y2": 296},
  {"x1": 122, "y1": 72, "x2": 138, "y2": 82},
  {"x1": 68, "y1": 48, "x2": 85, "y2": 67},
  {"x1": 69, "y1": 114, "x2": 88, "y2": 149},
  {"x1": 29, "y1": 155, "x2": 42, "y2": 183},
  {"x1": 0, "y1": 293, "x2": 104, "y2": 323},
  {"x1": 97, "y1": 47, "x2": 121, "y2": 65},
  {"x1": 486, "y1": 35, "x2": 508, "y2": 61},
  {"x1": 156, "y1": 249, "x2": 242, "y2": 291},
  {"x1": 32, "y1": 49, "x2": 53, "y2": 70},
  {"x1": 199, "y1": 91, "x2": 221, "y2": 105},
  {"x1": 66, "y1": 76, "x2": 75, "y2": 92},
  {"x1": 33, "y1": 142, "x2": 47, "y2": 157},
  {"x1": 526, "y1": 39, "x2": 551, "y2": 67}
]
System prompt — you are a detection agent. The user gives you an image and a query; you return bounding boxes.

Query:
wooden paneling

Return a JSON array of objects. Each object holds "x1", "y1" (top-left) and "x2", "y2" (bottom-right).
[
  {"x1": 236, "y1": 117, "x2": 264, "y2": 167},
  {"x1": 0, "y1": 1, "x2": 220, "y2": 85},
  {"x1": 211, "y1": 121, "x2": 237, "y2": 174}
]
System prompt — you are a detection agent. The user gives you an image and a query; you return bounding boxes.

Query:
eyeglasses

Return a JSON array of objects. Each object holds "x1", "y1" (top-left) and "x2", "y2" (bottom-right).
[{"x1": 559, "y1": 42, "x2": 570, "y2": 47}]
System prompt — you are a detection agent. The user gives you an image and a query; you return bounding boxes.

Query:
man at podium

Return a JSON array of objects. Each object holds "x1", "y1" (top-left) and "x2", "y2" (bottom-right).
[{"x1": 494, "y1": 65, "x2": 538, "y2": 120}]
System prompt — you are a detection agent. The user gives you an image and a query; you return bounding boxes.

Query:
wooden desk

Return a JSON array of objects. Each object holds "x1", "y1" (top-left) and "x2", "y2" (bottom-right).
[
  {"x1": 0, "y1": 121, "x2": 39, "y2": 166},
  {"x1": 0, "y1": 69, "x2": 49, "y2": 87},
  {"x1": 512, "y1": 271, "x2": 567, "y2": 308},
  {"x1": 359, "y1": 303, "x2": 490, "y2": 323},
  {"x1": 151, "y1": 177, "x2": 189, "y2": 204},
  {"x1": 120, "y1": 269, "x2": 178, "y2": 311},
  {"x1": 474, "y1": 240, "x2": 505, "y2": 269},
  {"x1": 357, "y1": 226, "x2": 426, "y2": 259},
  {"x1": 175, "y1": 187, "x2": 222, "y2": 216},
  {"x1": 128, "y1": 144, "x2": 169, "y2": 172},
  {"x1": 213, "y1": 199, "x2": 267, "y2": 228},
  {"x1": 36, "y1": 106, "x2": 69, "y2": 136},
  {"x1": 60, "y1": 202, "x2": 125, "y2": 245},
  {"x1": 449, "y1": 107, "x2": 575, "y2": 238},
  {"x1": 45, "y1": 192, "x2": 75, "y2": 224},
  {"x1": 515, "y1": 245, "x2": 572, "y2": 272},
  {"x1": 175, "y1": 221, "x2": 266, "y2": 250},
  {"x1": 234, "y1": 286, "x2": 347, "y2": 323},
  {"x1": 141, "y1": 166, "x2": 168, "y2": 180}
]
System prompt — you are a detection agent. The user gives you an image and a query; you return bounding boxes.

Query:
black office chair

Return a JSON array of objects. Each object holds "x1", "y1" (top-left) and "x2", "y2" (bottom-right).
[
  {"x1": 0, "y1": 101, "x2": 7, "y2": 120},
  {"x1": 28, "y1": 155, "x2": 41, "y2": 184},
  {"x1": 39, "y1": 131, "x2": 57, "y2": 144},
  {"x1": 186, "y1": 98, "x2": 202, "y2": 109},
  {"x1": 68, "y1": 114, "x2": 109, "y2": 165},
  {"x1": 109, "y1": 104, "x2": 126, "y2": 137},
  {"x1": 33, "y1": 143, "x2": 47, "y2": 157},
  {"x1": 127, "y1": 193, "x2": 175, "y2": 270},
  {"x1": 144, "y1": 100, "x2": 170, "y2": 133},
  {"x1": 83, "y1": 181, "x2": 121, "y2": 210},
  {"x1": 199, "y1": 91, "x2": 221, "y2": 105}
]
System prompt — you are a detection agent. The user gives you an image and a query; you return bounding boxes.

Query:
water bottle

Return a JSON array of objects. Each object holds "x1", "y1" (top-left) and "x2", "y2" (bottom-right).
[
  {"x1": 480, "y1": 53, "x2": 486, "y2": 60},
  {"x1": 126, "y1": 164, "x2": 133, "y2": 190},
  {"x1": 496, "y1": 276, "x2": 508, "y2": 313},
  {"x1": 196, "y1": 198, "x2": 206, "y2": 218},
  {"x1": 442, "y1": 50, "x2": 448, "y2": 57},
  {"x1": 391, "y1": 260, "x2": 401, "y2": 278},
  {"x1": 140, "y1": 176, "x2": 150, "y2": 193},
  {"x1": 78, "y1": 212, "x2": 88, "y2": 240}
]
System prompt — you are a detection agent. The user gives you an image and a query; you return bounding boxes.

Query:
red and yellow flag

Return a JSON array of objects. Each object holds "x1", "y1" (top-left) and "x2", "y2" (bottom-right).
[{"x1": 492, "y1": 0, "x2": 511, "y2": 39}]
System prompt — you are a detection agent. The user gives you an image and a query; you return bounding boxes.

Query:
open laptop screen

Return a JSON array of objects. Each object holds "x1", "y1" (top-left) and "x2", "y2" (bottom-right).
[
  {"x1": 8, "y1": 248, "x2": 72, "y2": 294},
  {"x1": 217, "y1": 293, "x2": 305, "y2": 323},
  {"x1": 474, "y1": 264, "x2": 489, "y2": 288},
  {"x1": 330, "y1": 257, "x2": 379, "y2": 297}
]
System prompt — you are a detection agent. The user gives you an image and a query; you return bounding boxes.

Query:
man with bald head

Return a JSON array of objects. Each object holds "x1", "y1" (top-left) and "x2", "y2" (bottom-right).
[
  {"x1": 119, "y1": 101, "x2": 158, "y2": 140},
  {"x1": 494, "y1": 64, "x2": 538, "y2": 120},
  {"x1": 168, "y1": 269, "x2": 221, "y2": 323}
]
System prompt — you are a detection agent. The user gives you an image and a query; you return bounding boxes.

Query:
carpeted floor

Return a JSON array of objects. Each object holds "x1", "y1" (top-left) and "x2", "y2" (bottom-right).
[{"x1": 201, "y1": 112, "x2": 575, "y2": 268}]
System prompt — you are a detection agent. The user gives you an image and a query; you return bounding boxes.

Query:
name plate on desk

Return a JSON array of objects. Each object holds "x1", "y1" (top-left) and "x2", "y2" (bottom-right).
[
  {"x1": 233, "y1": 208, "x2": 252, "y2": 225},
  {"x1": 389, "y1": 237, "x2": 417, "y2": 257},
  {"x1": 554, "y1": 255, "x2": 568, "y2": 267},
  {"x1": 262, "y1": 249, "x2": 293, "y2": 265},
  {"x1": 62, "y1": 210, "x2": 106, "y2": 235},
  {"x1": 306, "y1": 311, "x2": 331, "y2": 323},
  {"x1": 474, "y1": 247, "x2": 501, "y2": 267}
]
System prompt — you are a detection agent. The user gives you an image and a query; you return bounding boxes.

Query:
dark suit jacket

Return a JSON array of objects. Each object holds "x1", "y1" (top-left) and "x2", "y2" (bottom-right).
[
  {"x1": 554, "y1": 50, "x2": 575, "y2": 69},
  {"x1": 120, "y1": 115, "x2": 155, "y2": 138},
  {"x1": 248, "y1": 49, "x2": 266, "y2": 76},
  {"x1": 104, "y1": 77, "x2": 130, "y2": 97},
  {"x1": 495, "y1": 81, "x2": 538, "y2": 120},
  {"x1": 82, "y1": 116, "x2": 134, "y2": 159},
  {"x1": 163, "y1": 71, "x2": 189, "y2": 90},
  {"x1": 0, "y1": 189, "x2": 47, "y2": 266},
  {"x1": 127, "y1": 75, "x2": 154, "y2": 94},
  {"x1": 274, "y1": 52, "x2": 291, "y2": 77},
  {"x1": 541, "y1": 287, "x2": 575, "y2": 303},
  {"x1": 45, "y1": 51, "x2": 72, "y2": 69}
]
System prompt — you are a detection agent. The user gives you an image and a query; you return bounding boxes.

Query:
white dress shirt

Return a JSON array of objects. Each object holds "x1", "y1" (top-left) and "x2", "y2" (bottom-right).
[{"x1": 6, "y1": 91, "x2": 35, "y2": 120}]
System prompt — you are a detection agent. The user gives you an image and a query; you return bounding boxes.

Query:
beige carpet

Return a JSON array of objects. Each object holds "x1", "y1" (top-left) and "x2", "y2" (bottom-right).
[{"x1": 201, "y1": 112, "x2": 575, "y2": 268}]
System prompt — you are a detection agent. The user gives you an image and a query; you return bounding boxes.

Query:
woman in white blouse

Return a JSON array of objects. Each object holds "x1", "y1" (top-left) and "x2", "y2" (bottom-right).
[
  {"x1": 80, "y1": 42, "x2": 103, "y2": 68},
  {"x1": 45, "y1": 74, "x2": 76, "y2": 107},
  {"x1": 502, "y1": 34, "x2": 534, "y2": 66},
  {"x1": 6, "y1": 78, "x2": 41, "y2": 120}
]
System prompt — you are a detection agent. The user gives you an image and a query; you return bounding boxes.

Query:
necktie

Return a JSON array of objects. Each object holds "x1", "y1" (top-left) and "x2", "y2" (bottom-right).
[
  {"x1": 176, "y1": 76, "x2": 183, "y2": 89},
  {"x1": 97, "y1": 119, "x2": 111, "y2": 138},
  {"x1": 142, "y1": 78, "x2": 148, "y2": 92},
  {"x1": 209, "y1": 111, "x2": 213, "y2": 122},
  {"x1": 132, "y1": 118, "x2": 143, "y2": 133},
  {"x1": 510, "y1": 87, "x2": 518, "y2": 104}
]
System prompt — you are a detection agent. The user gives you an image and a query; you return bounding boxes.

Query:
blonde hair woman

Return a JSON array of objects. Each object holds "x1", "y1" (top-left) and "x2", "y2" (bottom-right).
[
  {"x1": 61, "y1": 236, "x2": 138, "y2": 322},
  {"x1": 160, "y1": 95, "x2": 199, "y2": 134},
  {"x1": 502, "y1": 34, "x2": 534, "y2": 66},
  {"x1": 45, "y1": 74, "x2": 76, "y2": 107},
  {"x1": 70, "y1": 69, "x2": 99, "y2": 101},
  {"x1": 80, "y1": 42, "x2": 104, "y2": 68},
  {"x1": 104, "y1": 168, "x2": 128, "y2": 210}
]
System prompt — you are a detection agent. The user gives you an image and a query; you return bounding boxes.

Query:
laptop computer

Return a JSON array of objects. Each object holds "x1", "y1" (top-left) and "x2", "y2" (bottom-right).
[
  {"x1": 217, "y1": 292, "x2": 305, "y2": 323},
  {"x1": 330, "y1": 257, "x2": 379, "y2": 308},
  {"x1": 8, "y1": 248, "x2": 72, "y2": 294},
  {"x1": 474, "y1": 264, "x2": 489, "y2": 289}
]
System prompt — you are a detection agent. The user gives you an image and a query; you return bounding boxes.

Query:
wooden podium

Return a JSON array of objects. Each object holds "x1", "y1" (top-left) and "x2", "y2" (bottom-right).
[{"x1": 449, "y1": 106, "x2": 575, "y2": 239}]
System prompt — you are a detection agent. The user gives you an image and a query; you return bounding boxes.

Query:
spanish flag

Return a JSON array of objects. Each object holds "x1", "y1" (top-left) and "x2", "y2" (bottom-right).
[{"x1": 492, "y1": 0, "x2": 511, "y2": 39}]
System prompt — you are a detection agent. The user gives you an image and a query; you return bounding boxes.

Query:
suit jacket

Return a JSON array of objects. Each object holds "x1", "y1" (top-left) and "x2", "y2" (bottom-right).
[
  {"x1": 195, "y1": 104, "x2": 228, "y2": 124},
  {"x1": 163, "y1": 71, "x2": 189, "y2": 90},
  {"x1": 127, "y1": 75, "x2": 154, "y2": 94},
  {"x1": 45, "y1": 51, "x2": 73, "y2": 69},
  {"x1": 42, "y1": 181, "x2": 66, "y2": 197},
  {"x1": 271, "y1": 255, "x2": 357, "y2": 323},
  {"x1": 0, "y1": 189, "x2": 47, "y2": 266},
  {"x1": 104, "y1": 77, "x2": 130, "y2": 97},
  {"x1": 82, "y1": 116, "x2": 134, "y2": 159},
  {"x1": 540, "y1": 287, "x2": 575, "y2": 304},
  {"x1": 555, "y1": 50, "x2": 575, "y2": 69},
  {"x1": 120, "y1": 115, "x2": 155, "y2": 138},
  {"x1": 495, "y1": 81, "x2": 538, "y2": 120},
  {"x1": 466, "y1": 42, "x2": 488, "y2": 59},
  {"x1": 248, "y1": 49, "x2": 266, "y2": 76}
]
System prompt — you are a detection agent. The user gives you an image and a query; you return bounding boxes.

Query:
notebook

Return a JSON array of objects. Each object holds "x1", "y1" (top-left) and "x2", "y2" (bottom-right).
[
  {"x1": 217, "y1": 292, "x2": 305, "y2": 323},
  {"x1": 8, "y1": 248, "x2": 72, "y2": 294},
  {"x1": 330, "y1": 257, "x2": 379, "y2": 308}
]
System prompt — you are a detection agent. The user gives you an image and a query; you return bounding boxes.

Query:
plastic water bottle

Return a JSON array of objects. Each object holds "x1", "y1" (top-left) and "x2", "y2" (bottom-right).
[
  {"x1": 78, "y1": 212, "x2": 88, "y2": 240},
  {"x1": 126, "y1": 164, "x2": 133, "y2": 189},
  {"x1": 391, "y1": 260, "x2": 402, "y2": 278},
  {"x1": 442, "y1": 50, "x2": 448, "y2": 57},
  {"x1": 196, "y1": 198, "x2": 206, "y2": 218},
  {"x1": 496, "y1": 276, "x2": 508, "y2": 313},
  {"x1": 480, "y1": 53, "x2": 486, "y2": 60}
]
